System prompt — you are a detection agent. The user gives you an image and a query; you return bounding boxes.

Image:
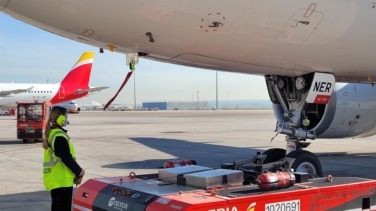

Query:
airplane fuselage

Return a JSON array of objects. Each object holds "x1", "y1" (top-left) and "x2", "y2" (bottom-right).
[
  {"x1": 0, "y1": 83, "x2": 58, "y2": 107},
  {"x1": 1, "y1": 0, "x2": 375, "y2": 82},
  {"x1": 0, "y1": 83, "x2": 87, "y2": 107}
]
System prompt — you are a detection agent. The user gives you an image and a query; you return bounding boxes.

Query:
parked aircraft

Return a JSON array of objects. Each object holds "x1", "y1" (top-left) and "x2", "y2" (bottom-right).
[
  {"x1": 0, "y1": 51, "x2": 108, "y2": 108},
  {"x1": 78, "y1": 100, "x2": 104, "y2": 111},
  {"x1": 106, "y1": 104, "x2": 134, "y2": 111},
  {"x1": 54, "y1": 100, "x2": 80, "y2": 113},
  {"x1": 2, "y1": 1, "x2": 376, "y2": 177}
]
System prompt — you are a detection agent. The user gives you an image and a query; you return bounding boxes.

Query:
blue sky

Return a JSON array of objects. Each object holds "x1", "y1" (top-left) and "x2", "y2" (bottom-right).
[{"x1": 0, "y1": 12, "x2": 269, "y2": 105}]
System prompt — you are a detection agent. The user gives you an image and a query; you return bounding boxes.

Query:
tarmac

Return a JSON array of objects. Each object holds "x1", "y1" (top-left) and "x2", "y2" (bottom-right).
[{"x1": 1, "y1": 110, "x2": 376, "y2": 210}]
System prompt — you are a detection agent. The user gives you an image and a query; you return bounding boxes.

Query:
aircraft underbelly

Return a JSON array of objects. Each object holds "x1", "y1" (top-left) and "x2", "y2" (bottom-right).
[
  {"x1": 277, "y1": 8, "x2": 323, "y2": 45},
  {"x1": 2, "y1": 0, "x2": 376, "y2": 82},
  {"x1": 168, "y1": 53, "x2": 307, "y2": 77}
]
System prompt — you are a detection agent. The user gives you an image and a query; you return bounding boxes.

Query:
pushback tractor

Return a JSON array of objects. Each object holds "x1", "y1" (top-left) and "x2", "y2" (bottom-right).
[{"x1": 73, "y1": 157, "x2": 376, "y2": 211}]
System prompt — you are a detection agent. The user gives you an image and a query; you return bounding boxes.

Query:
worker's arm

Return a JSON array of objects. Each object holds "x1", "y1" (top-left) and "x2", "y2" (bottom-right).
[{"x1": 54, "y1": 136, "x2": 83, "y2": 177}]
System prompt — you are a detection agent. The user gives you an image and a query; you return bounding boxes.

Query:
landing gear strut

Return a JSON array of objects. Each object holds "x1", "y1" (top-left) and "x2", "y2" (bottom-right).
[
  {"x1": 223, "y1": 73, "x2": 335, "y2": 183},
  {"x1": 264, "y1": 74, "x2": 324, "y2": 176}
]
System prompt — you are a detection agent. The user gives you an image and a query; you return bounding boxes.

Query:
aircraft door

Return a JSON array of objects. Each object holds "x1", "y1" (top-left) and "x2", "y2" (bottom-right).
[
  {"x1": 58, "y1": 86, "x2": 66, "y2": 99},
  {"x1": 277, "y1": 3, "x2": 323, "y2": 45}
]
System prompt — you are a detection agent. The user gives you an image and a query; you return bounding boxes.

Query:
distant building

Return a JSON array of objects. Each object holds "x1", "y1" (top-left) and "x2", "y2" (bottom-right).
[
  {"x1": 142, "y1": 101, "x2": 210, "y2": 110},
  {"x1": 142, "y1": 102, "x2": 167, "y2": 110},
  {"x1": 167, "y1": 101, "x2": 210, "y2": 110},
  {"x1": 141, "y1": 100, "x2": 270, "y2": 111}
]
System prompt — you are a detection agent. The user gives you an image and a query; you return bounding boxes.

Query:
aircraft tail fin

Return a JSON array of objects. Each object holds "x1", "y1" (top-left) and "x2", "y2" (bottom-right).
[{"x1": 60, "y1": 52, "x2": 94, "y2": 87}]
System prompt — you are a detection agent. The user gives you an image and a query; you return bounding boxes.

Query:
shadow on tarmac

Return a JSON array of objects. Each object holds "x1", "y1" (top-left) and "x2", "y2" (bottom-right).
[
  {"x1": 0, "y1": 190, "x2": 50, "y2": 210},
  {"x1": 102, "y1": 137, "x2": 271, "y2": 170}
]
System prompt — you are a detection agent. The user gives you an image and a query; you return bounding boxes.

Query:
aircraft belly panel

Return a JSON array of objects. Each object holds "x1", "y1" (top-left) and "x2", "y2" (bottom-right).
[
  {"x1": 277, "y1": 9, "x2": 323, "y2": 45},
  {"x1": 170, "y1": 53, "x2": 308, "y2": 77},
  {"x1": 3, "y1": 0, "x2": 376, "y2": 82}
]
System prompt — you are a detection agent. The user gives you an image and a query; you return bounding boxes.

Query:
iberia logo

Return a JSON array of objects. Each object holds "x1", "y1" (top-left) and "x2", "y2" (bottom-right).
[{"x1": 247, "y1": 202, "x2": 256, "y2": 211}]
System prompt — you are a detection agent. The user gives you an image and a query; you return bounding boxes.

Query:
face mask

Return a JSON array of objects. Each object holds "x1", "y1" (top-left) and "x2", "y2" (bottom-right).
[{"x1": 62, "y1": 118, "x2": 69, "y2": 127}]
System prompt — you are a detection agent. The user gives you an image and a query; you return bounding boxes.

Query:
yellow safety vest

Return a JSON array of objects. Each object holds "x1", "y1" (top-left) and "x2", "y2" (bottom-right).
[{"x1": 43, "y1": 128, "x2": 76, "y2": 191}]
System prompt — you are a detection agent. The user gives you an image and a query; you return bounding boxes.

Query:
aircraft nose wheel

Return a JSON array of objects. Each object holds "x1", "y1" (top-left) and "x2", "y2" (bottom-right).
[
  {"x1": 287, "y1": 150, "x2": 323, "y2": 178},
  {"x1": 294, "y1": 161, "x2": 318, "y2": 176}
]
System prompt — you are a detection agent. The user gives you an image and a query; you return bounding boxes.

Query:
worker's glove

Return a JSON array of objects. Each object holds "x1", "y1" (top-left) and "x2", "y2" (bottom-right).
[
  {"x1": 74, "y1": 175, "x2": 84, "y2": 186},
  {"x1": 74, "y1": 170, "x2": 85, "y2": 186}
]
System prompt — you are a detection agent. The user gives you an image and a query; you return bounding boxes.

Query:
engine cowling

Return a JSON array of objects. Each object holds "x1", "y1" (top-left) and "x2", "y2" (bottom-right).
[{"x1": 273, "y1": 83, "x2": 376, "y2": 138}]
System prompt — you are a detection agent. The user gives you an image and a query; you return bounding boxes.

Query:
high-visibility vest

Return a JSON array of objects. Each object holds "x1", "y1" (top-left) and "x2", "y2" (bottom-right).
[{"x1": 43, "y1": 128, "x2": 76, "y2": 191}]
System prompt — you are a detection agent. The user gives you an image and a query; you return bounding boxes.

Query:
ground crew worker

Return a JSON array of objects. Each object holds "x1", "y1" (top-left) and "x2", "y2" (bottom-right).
[{"x1": 42, "y1": 106, "x2": 85, "y2": 211}]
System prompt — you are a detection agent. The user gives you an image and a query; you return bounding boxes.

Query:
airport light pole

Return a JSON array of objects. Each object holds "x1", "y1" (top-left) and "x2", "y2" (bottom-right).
[
  {"x1": 197, "y1": 90, "x2": 199, "y2": 110},
  {"x1": 227, "y1": 91, "x2": 229, "y2": 108},
  {"x1": 134, "y1": 71, "x2": 136, "y2": 110},
  {"x1": 216, "y1": 71, "x2": 218, "y2": 110}
]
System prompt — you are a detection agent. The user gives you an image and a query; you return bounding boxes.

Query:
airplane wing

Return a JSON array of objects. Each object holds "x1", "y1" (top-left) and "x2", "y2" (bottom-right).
[
  {"x1": 88, "y1": 86, "x2": 109, "y2": 93},
  {"x1": 0, "y1": 86, "x2": 34, "y2": 97},
  {"x1": 73, "y1": 86, "x2": 109, "y2": 95}
]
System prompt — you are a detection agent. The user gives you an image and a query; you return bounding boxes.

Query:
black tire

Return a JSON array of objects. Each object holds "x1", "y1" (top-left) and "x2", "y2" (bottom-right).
[
  {"x1": 22, "y1": 139, "x2": 28, "y2": 143},
  {"x1": 262, "y1": 148, "x2": 286, "y2": 164},
  {"x1": 286, "y1": 150, "x2": 323, "y2": 178}
]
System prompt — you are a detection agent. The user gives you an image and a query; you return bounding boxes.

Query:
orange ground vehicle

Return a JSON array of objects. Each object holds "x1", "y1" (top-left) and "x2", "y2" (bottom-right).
[{"x1": 17, "y1": 102, "x2": 51, "y2": 143}]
